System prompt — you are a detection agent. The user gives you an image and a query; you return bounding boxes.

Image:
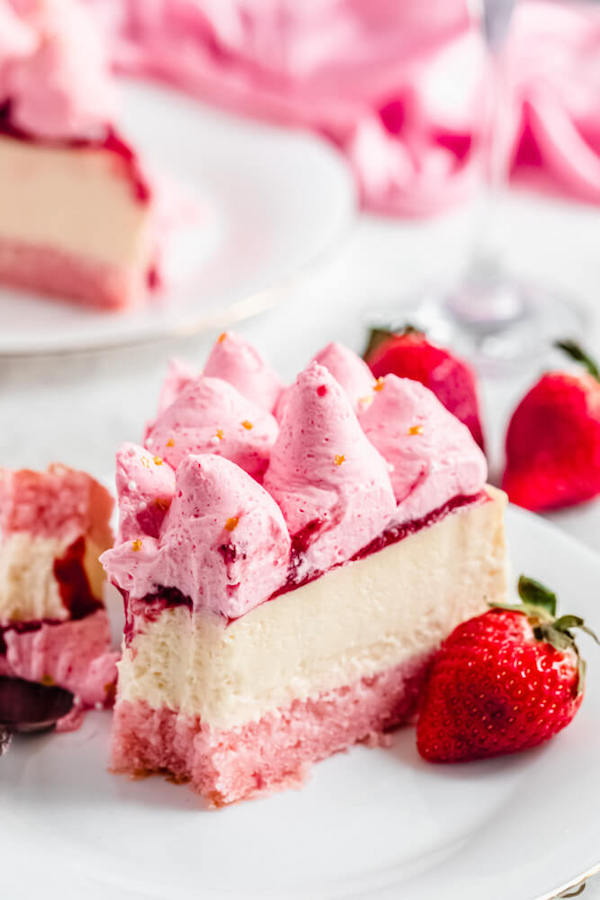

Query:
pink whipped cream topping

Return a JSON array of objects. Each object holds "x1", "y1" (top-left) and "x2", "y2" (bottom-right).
[
  {"x1": 263, "y1": 363, "x2": 396, "y2": 575},
  {"x1": 0, "y1": 611, "x2": 118, "y2": 713},
  {"x1": 0, "y1": 0, "x2": 116, "y2": 140},
  {"x1": 204, "y1": 332, "x2": 284, "y2": 414},
  {"x1": 102, "y1": 454, "x2": 291, "y2": 619},
  {"x1": 145, "y1": 375, "x2": 279, "y2": 482},
  {"x1": 156, "y1": 358, "x2": 196, "y2": 417},
  {"x1": 276, "y1": 341, "x2": 375, "y2": 421},
  {"x1": 115, "y1": 443, "x2": 175, "y2": 541},
  {"x1": 360, "y1": 375, "x2": 487, "y2": 522},
  {"x1": 105, "y1": 335, "x2": 489, "y2": 619},
  {"x1": 311, "y1": 342, "x2": 376, "y2": 411},
  {"x1": 0, "y1": 464, "x2": 113, "y2": 545}
]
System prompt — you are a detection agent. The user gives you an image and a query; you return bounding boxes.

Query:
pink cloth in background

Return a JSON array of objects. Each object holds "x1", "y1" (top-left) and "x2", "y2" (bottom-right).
[{"x1": 86, "y1": 0, "x2": 600, "y2": 216}]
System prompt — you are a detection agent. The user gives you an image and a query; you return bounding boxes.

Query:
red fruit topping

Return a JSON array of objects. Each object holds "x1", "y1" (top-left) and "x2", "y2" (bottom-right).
[
  {"x1": 417, "y1": 576, "x2": 597, "y2": 763},
  {"x1": 503, "y1": 340, "x2": 600, "y2": 511},
  {"x1": 364, "y1": 327, "x2": 485, "y2": 450}
]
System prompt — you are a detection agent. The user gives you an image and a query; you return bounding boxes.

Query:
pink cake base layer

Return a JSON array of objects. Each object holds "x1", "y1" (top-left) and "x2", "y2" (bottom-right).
[
  {"x1": 111, "y1": 652, "x2": 432, "y2": 806},
  {"x1": 0, "y1": 238, "x2": 145, "y2": 310}
]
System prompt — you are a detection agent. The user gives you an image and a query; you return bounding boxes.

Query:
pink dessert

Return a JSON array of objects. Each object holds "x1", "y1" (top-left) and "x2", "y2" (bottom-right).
[
  {"x1": 0, "y1": 0, "x2": 192, "y2": 310},
  {"x1": 0, "y1": 464, "x2": 118, "y2": 730},
  {"x1": 102, "y1": 333, "x2": 508, "y2": 805}
]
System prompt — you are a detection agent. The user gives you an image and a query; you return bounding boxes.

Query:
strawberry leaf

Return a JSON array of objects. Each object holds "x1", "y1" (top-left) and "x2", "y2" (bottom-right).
[
  {"x1": 555, "y1": 339, "x2": 600, "y2": 381},
  {"x1": 518, "y1": 575, "x2": 557, "y2": 617},
  {"x1": 554, "y1": 615, "x2": 600, "y2": 645},
  {"x1": 363, "y1": 324, "x2": 422, "y2": 360},
  {"x1": 363, "y1": 328, "x2": 394, "y2": 359}
]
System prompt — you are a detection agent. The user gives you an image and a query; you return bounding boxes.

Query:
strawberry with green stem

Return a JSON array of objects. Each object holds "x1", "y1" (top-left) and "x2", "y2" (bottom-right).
[{"x1": 417, "y1": 575, "x2": 598, "y2": 763}]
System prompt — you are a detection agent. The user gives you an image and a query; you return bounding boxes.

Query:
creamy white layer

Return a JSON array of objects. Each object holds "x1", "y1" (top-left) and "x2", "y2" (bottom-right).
[
  {"x1": 117, "y1": 488, "x2": 507, "y2": 729},
  {"x1": 0, "y1": 533, "x2": 105, "y2": 624},
  {"x1": 0, "y1": 136, "x2": 153, "y2": 269}
]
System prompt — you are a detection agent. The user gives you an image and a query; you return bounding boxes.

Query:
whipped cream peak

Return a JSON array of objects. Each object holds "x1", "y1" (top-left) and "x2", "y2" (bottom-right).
[
  {"x1": 359, "y1": 374, "x2": 487, "y2": 522},
  {"x1": 276, "y1": 341, "x2": 375, "y2": 421},
  {"x1": 115, "y1": 442, "x2": 176, "y2": 541},
  {"x1": 102, "y1": 454, "x2": 291, "y2": 620},
  {"x1": 204, "y1": 332, "x2": 284, "y2": 414},
  {"x1": 145, "y1": 375, "x2": 279, "y2": 481},
  {"x1": 2, "y1": 0, "x2": 117, "y2": 140},
  {"x1": 312, "y1": 341, "x2": 376, "y2": 411},
  {"x1": 0, "y1": 3, "x2": 36, "y2": 60},
  {"x1": 263, "y1": 362, "x2": 396, "y2": 574},
  {"x1": 156, "y1": 358, "x2": 196, "y2": 416}
]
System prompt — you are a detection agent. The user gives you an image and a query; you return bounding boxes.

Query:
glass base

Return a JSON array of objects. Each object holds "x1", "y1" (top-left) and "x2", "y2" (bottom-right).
[{"x1": 387, "y1": 262, "x2": 588, "y2": 375}]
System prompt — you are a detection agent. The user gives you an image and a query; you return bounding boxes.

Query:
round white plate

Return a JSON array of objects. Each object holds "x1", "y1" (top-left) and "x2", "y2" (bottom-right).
[
  {"x1": 2, "y1": 506, "x2": 599, "y2": 900},
  {"x1": 0, "y1": 79, "x2": 355, "y2": 356}
]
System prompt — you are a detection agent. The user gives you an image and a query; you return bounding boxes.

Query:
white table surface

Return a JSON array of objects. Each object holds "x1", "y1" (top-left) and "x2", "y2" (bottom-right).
[{"x1": 1, "y1": 189, "x2": 598, "y2": 899}]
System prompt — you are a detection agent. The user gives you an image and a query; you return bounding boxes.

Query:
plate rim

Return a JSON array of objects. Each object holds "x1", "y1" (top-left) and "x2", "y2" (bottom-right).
[{"x1": 0, "y1": 78, "x2": 356, "y2": 359}]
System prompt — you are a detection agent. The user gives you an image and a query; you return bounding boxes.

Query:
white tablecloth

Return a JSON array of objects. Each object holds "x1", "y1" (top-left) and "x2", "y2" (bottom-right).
[{"x1": 0, "y1": 191, "x2": 598, "y2": 898}]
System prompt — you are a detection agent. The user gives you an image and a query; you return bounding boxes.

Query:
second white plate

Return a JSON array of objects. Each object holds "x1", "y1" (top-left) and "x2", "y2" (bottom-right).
[{"x1": 0, "y1": 79, "x2": 355, "y2": 356}]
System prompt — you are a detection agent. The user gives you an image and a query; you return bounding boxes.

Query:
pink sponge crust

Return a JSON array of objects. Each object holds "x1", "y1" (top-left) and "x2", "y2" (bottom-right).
[
  {"x1": 0, "y1": 238, "x2": 148, "y2": 310},
  {"x1": 0, "y1": 463, "x2": 113, "y2": 544},
  {"x1": 111, "y1": 652, "x2": 432, "y2": 806}
]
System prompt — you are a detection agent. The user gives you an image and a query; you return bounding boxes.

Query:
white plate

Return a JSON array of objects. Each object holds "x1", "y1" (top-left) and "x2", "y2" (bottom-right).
[
  {"x1": 2, "y1": 506, "x2": 599, "y2": 900},
  {"x1": 0, "y1": 79, "x2": 355, "y2": 356}
]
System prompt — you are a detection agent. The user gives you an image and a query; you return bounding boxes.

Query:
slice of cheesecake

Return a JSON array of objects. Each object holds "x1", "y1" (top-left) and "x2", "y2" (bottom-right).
[
  {"x1": 0, "y1": 0, "x2": 160, "y2": 310},
  {"x1": 102, "y1": 335, "x2": 508, "y2": 805},
  {"x1": 0, "y1": 464, "x2": 118, "y2": 729}
]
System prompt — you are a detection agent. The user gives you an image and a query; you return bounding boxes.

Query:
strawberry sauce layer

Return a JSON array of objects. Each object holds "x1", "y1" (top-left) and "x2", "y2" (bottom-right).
[{"x1": 119, "y1": 490, "x2": 487, "y2": 643}]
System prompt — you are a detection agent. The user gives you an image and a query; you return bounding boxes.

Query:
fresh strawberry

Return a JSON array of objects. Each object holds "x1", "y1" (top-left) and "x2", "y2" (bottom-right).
[
  {"x1": 416, "y1": 576, "x2": 597, "y2": 763},
  {"x1": 503, "y1": 340, "x2": 600, "y2": 511},
  {"x1": 363, "y1": 326, "x2": 485, "y2": 450}
]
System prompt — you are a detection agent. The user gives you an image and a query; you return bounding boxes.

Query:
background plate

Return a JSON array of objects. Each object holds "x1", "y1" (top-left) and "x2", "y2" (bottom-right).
[
  {"x1": 1, "y1": 506, "x2": 599, "y2": 900},
  {"x1": 0, "y1": 79, "x2": 355, "y2": 356}
]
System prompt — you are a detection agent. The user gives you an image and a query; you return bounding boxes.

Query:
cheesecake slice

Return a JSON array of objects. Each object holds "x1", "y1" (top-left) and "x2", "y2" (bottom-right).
[
  {"x1": 0, "y1": 464, "x2": 118, "y2": 729},
  {"x1": 103, "y1": 335, "x2": 508, "y2": 804},
  {"x1": 0, "y1": 0, "x2": 161, "y2": 310}
]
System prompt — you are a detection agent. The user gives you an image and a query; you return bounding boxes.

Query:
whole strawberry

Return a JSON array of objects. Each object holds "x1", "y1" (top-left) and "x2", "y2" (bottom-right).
[
  {"x1": 364, "y1": 326, "x2": 485, "y2": 450},
  {"x1": 417, "y1": 576, "x2": 597, "y2": 763},
  {"x1": 503, "y1": 340, "x2": 600, "y2": 511}
]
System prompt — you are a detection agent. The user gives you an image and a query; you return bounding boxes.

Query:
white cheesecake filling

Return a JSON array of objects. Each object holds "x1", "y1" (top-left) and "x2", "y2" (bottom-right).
[
  {"x1": 117, "y1": 488, "x2": 508, "y2": 729},
  {"x1": 0, "y1": 136, "x2": 153, "y2": 268},
  {"x1": 0, "y1": 533, "x2": 106, "y2": 624}
]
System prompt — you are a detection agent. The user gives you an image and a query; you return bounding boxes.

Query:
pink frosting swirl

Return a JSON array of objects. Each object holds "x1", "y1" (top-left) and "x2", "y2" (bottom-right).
[
  {"x1": 359, "y1": 375, "x2": 487, "y2": 522},
  {"x1": 204, "y1": 332, "x2": 284, "y2": 414},
  {"x1": 276, "y1": 341, "x2": 375, "y2": 421},
  {"x1": 102, "y1": 454, "x2": 291, "y2": 619},
  {"x1": 156, "y1": 358, "x2": 196, "y2": 417},
  {"x1": 1, "y1": 0, "x2": 116, "y2": 140},
  {"x1": 145, "y1": 375, "x2": 279, "y2": 481},
  {"x1": 264, "y1": 363, "x2": 396, "y2": 576},
  {"x1": 115, "y1": 443, "x2": 175, "y2": 541}
]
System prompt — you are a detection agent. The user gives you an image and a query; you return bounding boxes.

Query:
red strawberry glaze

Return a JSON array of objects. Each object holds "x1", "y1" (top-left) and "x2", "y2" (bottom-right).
[
  {"x1": 53, "y1": 536, "x2": 103, "y2": 621},
  {"x1": 118, "y1": 490, "x2": 488, "y2": 644}
]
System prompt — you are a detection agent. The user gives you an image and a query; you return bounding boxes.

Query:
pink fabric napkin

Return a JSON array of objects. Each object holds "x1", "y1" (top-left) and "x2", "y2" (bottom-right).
[{"x1": 87, "y1": 0, "x2": 600, "y2": 216}]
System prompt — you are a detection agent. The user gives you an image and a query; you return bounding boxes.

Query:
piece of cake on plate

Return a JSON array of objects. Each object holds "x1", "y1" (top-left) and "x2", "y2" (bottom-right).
[
  {"x1": 102, "y1": 334, "x2": 507, "y2": 805},
  {"x1": 0, "y1": 464, "x2": 118, "y2": 730},
  {"x1": 0, "y1": 0, "x2": 200, "y2": 311}
]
